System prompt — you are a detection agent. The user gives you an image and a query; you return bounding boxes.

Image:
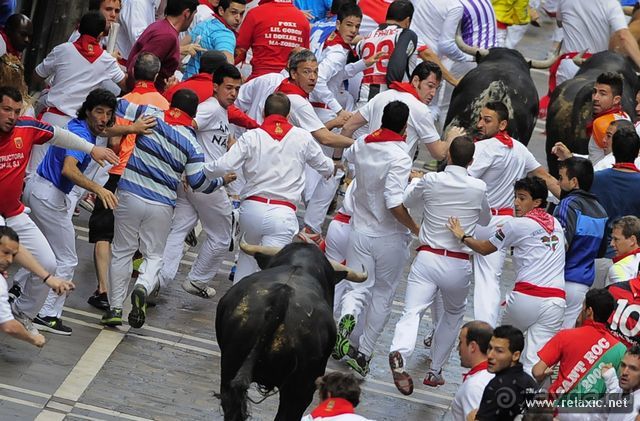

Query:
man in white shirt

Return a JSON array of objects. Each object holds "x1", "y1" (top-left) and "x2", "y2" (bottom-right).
[
  {"x1": 341, "y1": 61, "x2": 462, "y2": 161},
  {"x1": 607, "y1": 216, "x2": 640, "y2": 286},
  {"x1": 448, "y1": 176, "x2": 566, "y2": 373},
  {"x1": 468, "y1": 101, "x2": 559, "y2": 327},
  {"x1": 602, "y1": 345, "x2": 640, "y2": 421},
  {"x1": 116, "y1": 0, "x2": 161, "y2": 60},
  {"x1": 450, "y1": 321, "x2": 494, "y2": 419},
  {"x1": 204, "y1": 92, "x2": 335, "y2": 283},
  {"x1": 332, "y1": 100, "x2": 419, "y2": 377},
  {"x1": 159, "y1": 63, "x2": 241, "y2": 298},
  {"x1": 388, "y1": 135, "x2": 491, "y2": 391}
]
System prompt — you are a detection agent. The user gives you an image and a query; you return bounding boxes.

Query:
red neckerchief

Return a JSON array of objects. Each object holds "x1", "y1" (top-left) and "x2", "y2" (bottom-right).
[
  {"x1": 613, "y1": 163, "x2": 640, "y2": 173},
  {"x1": 494, "y1": 131, "x2": 514, "y2": 148},
  {"x1": 0, "y1": 29, "x2": 20, "y2": 58},
  {"x1": 261, "y1": 114, "x2": 293, "y2": 141},
  {"x1": 613, "y1": 247, "x2": 640, "y2": 264},
  {"x1": 199, "y1": 0, "x2": 216, "y2": 11},
  {"x1": 389, "y1": 81, "x2": 421, "y2": 102},
  {"x1": 310, "y1": 398, "x2": 355, "y2": 418},
  {"x1": 586, "y1": 106, "x2": 623, "y2": 138},
  {"x1": 364, "y1": 128, "x2": 406, "y2": 143},
  {"x1": 276, "y1": 78, "x2": 309, "y2": 99},
  {"x1": 72, "y1": 34, "x2": 104, "y2": 63},
  {"x1": 213, "y1": 12, "x2": 238, "y2": 36},
  {"x1": 525, "y1": 207, "x2": 555, "y2": 234},
  {"x1": 132, "y1": 81, "x2": 159, "y2": 95},
  {"x1": 164, "y1": 108, "x2": 193, "y2": 127},
  {"x1": 462, "y1": 360, "x2": 488, "y2": 382},
  {"x1": 258, "y1": 0, "x2": 292, "y2": 4},
  {"x1": 324, "y1": 31, "x2": 357, "y2": 57}
]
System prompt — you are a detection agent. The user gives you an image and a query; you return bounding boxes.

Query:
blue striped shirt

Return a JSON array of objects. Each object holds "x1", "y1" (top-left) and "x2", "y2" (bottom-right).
[
  {"x1": 116, "y1": 100, "x2": 223, "y2": 207},
  {"x1": 460, "y1": 0, "x2": 497, "y2": 50}
]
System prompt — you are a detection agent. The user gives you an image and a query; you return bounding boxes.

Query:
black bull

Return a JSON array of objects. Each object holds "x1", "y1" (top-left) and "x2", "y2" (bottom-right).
[
  {"x1": 445, "y1": 48, "x2": 540, "y2": 145},
  {"x1": 215, "y1": 243, "x2": 364, "y2": 421},
  {"x1": 545, "y1": 51, "x2": 638, "y2": 176}
]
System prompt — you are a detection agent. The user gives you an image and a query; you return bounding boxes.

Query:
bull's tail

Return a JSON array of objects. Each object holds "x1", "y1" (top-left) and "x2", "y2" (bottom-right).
[{"x1": 226, "y1": 283, "x2": 294, "y2": 420}]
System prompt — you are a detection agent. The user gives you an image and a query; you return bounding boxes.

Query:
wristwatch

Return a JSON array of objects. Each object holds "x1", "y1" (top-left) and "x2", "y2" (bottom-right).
[{"x1": 460, "y1": 234, "x2": 472, "y2": 243}]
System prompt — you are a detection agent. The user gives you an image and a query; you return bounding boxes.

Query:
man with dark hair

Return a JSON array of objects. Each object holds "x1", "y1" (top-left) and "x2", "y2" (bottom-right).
[
  {"x1": 20, "y1": 89, "x2": 119, "y2": 335},
  {"x1": 182, "y1": 0, "x2": 246, "y2": 77},
  {"x1": 333, "y1": 101, "x2": 418, "y2": 377},
  {"x1": 309, "y1": 0, "x2": 356, "y2": 55},
  {"x1": 449, "y1": 176, "x2": 566, "y2": 373},
  {"x1": 606, "y1": 216, "x2": 640, "y2": 286},
  {"x1": 467, "y1": 101, "x2": 559, "y2": 327},
  {"x1": 159, "y1": 63, "x2": 242, "y2": 298},
  {"x1": 302, "y1": 372, "x2": 372, "y2": 420},
  {"x1": 602, "y1": 345, "x2": 640, "y2": 419},
  {"x1": 533, "y1": 289, "x2": 626, "y2": 413},
  {"x1": 471, "y1": 325, "x2": 537, "y2": 420},
  {"x1": 0, "y1": 226, "x2": 46, "y2": 348},
  {"x1": 0, "y1": 13, "x2": 32, "y2": 60},
  {"x1": 388, "y1": 135, "x2": 491, "y2": 391},
  {"x1": 203, "y1": 92, "x2": 335, "y2": 282},
  {"x1": 451, "y1": 320, "x2": 495, "y2": 420},
  {"x1": 127, "y1": 0, "x2": 199, "y2": 91},
  {"x1": 70, "y1": 0, "x2": 121, "y2": 42},
  {"x1": 103, "y1": 88, "x2": 235, "y2": 328},
  {"x1": 555, "y1": 157, "x2": 608, "y2": 328}
]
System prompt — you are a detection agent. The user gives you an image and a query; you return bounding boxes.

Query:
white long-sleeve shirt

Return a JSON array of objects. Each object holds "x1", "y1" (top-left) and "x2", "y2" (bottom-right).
[{"x1": 115, "y1": 0, "x2": 161, "y2": 59}]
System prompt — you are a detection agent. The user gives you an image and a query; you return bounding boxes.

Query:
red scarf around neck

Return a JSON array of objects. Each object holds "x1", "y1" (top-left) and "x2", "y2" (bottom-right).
[
  {"x1": 310, "y1": 398, "x2": 355, "y2": 418},
  {"x1": 0, "y1": 29, "x2": 20, "y2": 58},
  {"x1": 324, "y1": 31, "x2": 357, "y2": 56},
  {"x1": 525, "y1": 207, "x2": 555, "y2": 234},
  {"x1": 613, "y1": 247, "x2": 640, "y2": 264},
  {"x1": 164, "y1": 108, "x2": 194, "y2": 127},
  {"x1": 214, "y1": 12, "x2": 238, "y2": 35},
  {"x1": 494, "y1": 131, "x2": 514, "y2": 148},
  {"x1": 73, "y1": 34, "x2": 104, "y2": 63},
  {"x1": 389, "y1": 81, "x2": 421, "y2": 102},
  {"x1": 364, "y1": 128, "x2": 405, "y2": 143},
  {"x1": 613, "y1": 163, "x2": 640, "y2": 173},
  {"x1": 462, "y1": 360, "x2": 488, "y2": 382},
  {"x1": 276, "y1": 78, "x2": 309, "y2": 99},
  {"x1": 261, "y1": 114, "x2": 293, "y2": 140},
  {"x1": 132, "y1": 81, "x2": 159, "y2": 95},
  {"x1": 586, "y1": 106, "x2": 624, "y2": 138}
]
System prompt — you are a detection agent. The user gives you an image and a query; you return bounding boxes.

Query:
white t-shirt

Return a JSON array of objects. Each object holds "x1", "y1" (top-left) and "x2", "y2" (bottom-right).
[
  {"x1": 593, "y1": 153, "x2": 640, "y2": 172},
  {"x1": 557, "y1": 0, "x2": 628, "y2": 53},
  {"x1": 467, "y1": 138, "x2": 541, "y2": 210},
  {"x1": 35, "y1": 43, "x2": 125, "y2": 117},
  {"x1": 116, "y1": 0, "x2": 161, "y2": 59},
  {"x1": 235, "y1": 72, "x2": 286, "y2": 123},
  {"x1": 489, "y1": 215, "x2": 566, "y2": 289},
  {"x1": 404, "y1": 165, "x2": 491, "y2": 252},
  {"x1": 358, "y1": 89, "x2": 439, "y2": 158},
  {"x1": 410, "y1": 0, "x2": 451, "y2": 55},
  {"x1": 204, "y1": 125, "x2": 334, "y2": 203},
  {"x1": 450, "y1": 368, "x2": 494, "y2": 421},
  {"x1": 0, "y1": 274, "x2": 14, "y2": 324},
  {"x1": 344, "y1": 135, "x2": 412, "y2": 237},
  {"x1": 195, "y1": 97, "x2": 230, "y2": 161},
  {"x1": 287, "y1": 94, "x2": 326, "y2": 133}
]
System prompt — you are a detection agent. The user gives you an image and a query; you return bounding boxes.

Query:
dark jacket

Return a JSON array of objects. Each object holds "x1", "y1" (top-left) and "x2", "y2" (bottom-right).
[{"x1": 476, "y1": 363, "x2": 537, "y2": 421}]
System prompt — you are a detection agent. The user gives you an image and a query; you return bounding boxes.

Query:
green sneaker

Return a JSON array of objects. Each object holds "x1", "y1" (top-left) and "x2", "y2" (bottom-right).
[
  {"x1": 101, "y1": 308, "x2": 123, "y2": 327},
  {"x1": 346, "y1": 350, "x2": 371, "y2": 377},
  {"x1": 332, "y1": 314, "x2": 356, "y2": 360},
  {"x1": 128, "y1": 285, "x2": 147, "y2": 328}
]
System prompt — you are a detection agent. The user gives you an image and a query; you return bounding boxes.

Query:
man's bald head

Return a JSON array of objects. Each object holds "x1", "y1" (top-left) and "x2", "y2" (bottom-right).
[
  {"x1": 264, "y1": 93, "x2": 290, "y2": 118},
  {"x1": 5, "y1": 14, "x2": 32, "y2": 53}
]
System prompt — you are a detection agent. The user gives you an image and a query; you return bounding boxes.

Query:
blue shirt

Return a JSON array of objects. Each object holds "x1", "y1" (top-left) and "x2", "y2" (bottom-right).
[
  {"x1": 309, "y1": 15, "x2": 337, "y2": 56},
  {"x1": 591, "y1": 168, "x2": 640, "y2": 257},
  {"x1": 184, "y1": 19, "x2": 236, "y2": 79},
  {"x1": 294, "y1": 0, "x2": 331, "y2": 22},
  {"x1": 37, "y1": 119, "x2": 95, "y2": 194}
]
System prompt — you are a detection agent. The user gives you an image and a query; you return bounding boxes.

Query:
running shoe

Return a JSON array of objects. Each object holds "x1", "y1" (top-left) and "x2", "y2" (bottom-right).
[
  {"x1": 423, "y1": 369, "x2": 445, "y2": 387},
  {"x1": 181, "y1": 280, "x2": 216, "y2": 299},
  {"x1": 101, "y1": 308, "x2": 123, "y2": 327},
  {"x1": 332, "y1": 314, "x2": 356, "y2": 360},
  {"x1": 128, "y1": 285, "x2": 147, "y2": 328},
  {"x1": 297, "y1": 226, "x2": 323, "y2": 246},
  {"x1": 10, "y1": 302, "x2": 38, "y2": 335},
  {"x1": 33, "y1": 315, "x2": 72, "y2": 336},
  {"x1": 87, "y1": 290, "x2": 110, "y2": 311},
  {"x1": 7, "y1": 284, "x2": 21, "y2": 303},
  {"x1": 79, "y1": 193, "x2": 96, "y2": 212},
  {"x1": 346, "y1": 350, "x2": 371, "y2": 377},
  {"x1": 389, "y1": 351, "x2": 414, "y2": 395},
  {"x1": 184, "y1": 228, "x2": 198, "y2": 247}
]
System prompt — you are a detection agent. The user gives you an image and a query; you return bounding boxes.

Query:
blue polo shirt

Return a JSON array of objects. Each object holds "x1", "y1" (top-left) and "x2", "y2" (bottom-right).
[
  {"x1": 37, "y1": 118, "x2": 95, "y2": 194},
  {"x1": 184, "y1": 18, "x2": 236, "y2": 79},
  {"x1": 294, "y1": 0, "x2": 332, "y2": 22}
]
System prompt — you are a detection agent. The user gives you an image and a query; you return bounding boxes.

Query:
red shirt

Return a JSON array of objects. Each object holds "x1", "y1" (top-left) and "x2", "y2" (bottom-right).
[
  {"x1": 127, "y1": 19, "x2": 180, "y2": 92},
  {"x1": 236, "y1": 0, "x2": 310, "y2": 80},
  {"x1": 164, "y1": 73, "x2": 259, "y2": 129},
  {"x1": 0, "y1": 118, "x2": 55, "y2": 218}
]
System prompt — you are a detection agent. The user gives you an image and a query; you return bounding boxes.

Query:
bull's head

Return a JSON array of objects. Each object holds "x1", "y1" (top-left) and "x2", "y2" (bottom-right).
[{"x1": 240, "y1": 239, "x2": 368, "y2": 283}]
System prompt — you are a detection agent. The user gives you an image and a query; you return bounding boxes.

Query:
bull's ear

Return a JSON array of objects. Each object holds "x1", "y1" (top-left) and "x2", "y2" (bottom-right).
[
  {"x1": 333, "y1": 271, "x2": 348, "y2": 284},
  {"x1": 253, "y1": 252, "x2": 273, "y2": 270}
]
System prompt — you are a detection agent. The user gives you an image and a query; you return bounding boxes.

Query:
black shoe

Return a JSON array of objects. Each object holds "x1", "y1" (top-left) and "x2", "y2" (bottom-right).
[
  {"x1": 87, "y1": 291, "x2": 110, "y2": 311},
  {"x1": 8, "y1": 284, "x2": 21, "y2": 303},
  {"x1": 128, "y1": 285, "x2": 147, "y2": 328},
  {"x1": 101, "y1": 308, "x2": 123, "y2": 327},
  {"x1": 184, "y1": 228, "x2": 198, "y2": 247},
  {"x1": 33, "y1": 315, "x2": 72, "y2": 336}
]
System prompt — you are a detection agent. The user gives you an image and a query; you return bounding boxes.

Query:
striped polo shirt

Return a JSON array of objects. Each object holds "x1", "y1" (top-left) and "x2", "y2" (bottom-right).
[
  {"x1": 460, "y1": 0, "x2": 497, "y2": 50},
  {"x1": 115, "y1": 99, "x2": 223, "y2": 207}
]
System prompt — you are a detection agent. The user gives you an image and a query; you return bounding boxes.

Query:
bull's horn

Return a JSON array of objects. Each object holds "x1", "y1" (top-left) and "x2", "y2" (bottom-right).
[
  {"x1": 239, "y1": 236, "x2": 282, "y2": 256},
  {"x1": 572, "y1": 50, "x2": 588, "y2": 66},
  {"x1": 455, "y1": 33, "x2": 489, "y2": 59},
  {"x1": 330, "y1": 260, "x2": 368, "y2": 283},
  {"x1": 528, "y1": 40, "x2": 562, "y2": 69}
]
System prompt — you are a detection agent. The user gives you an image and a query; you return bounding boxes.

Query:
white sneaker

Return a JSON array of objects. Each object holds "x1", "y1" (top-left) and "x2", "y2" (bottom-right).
[{"x1": 181, "y1": 280, "x2": 216, "y2": 299}]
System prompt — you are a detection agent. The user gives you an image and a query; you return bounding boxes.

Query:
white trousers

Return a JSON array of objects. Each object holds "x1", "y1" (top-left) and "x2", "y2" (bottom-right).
[
  {"x1": 159, "y1": 187, "x2": 232, "y2": 287},
  {"x1": 303, "y1": 168, "x2": 342, "y2": 233},
  {"x1": 390, "y1": 250, "x2": 471, "y2": 372},
  {"x1": 234, "y1": 199, "x2": 299, "y2": 283},
  {"x1": 325, "y1": 218, "x2": 351, "y2": 317},
  {"x1": 502, "y1": 292, "x2": 565, "y2": 374},
  {"x1": 562, "y1": 281, "x2": 589, "y2": 329},
  {"x1": 108, "y1": 191, "x2": 173, "y2": 309},
  {"x1": 26, "y1": 112, "x2": 72, "y2": 179},
  {"x1": 340, "y1": 229, "x2": 411, "y2": 357},
  {"x1": 7, "y1": 211, "x2": 57, "y2": 319},
  {"x1": 22, "y1": 175, "x2": 78, "y2": 318},
  {"x1": 473, "y1": 215, "x2": 511, "y2": 326}
]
